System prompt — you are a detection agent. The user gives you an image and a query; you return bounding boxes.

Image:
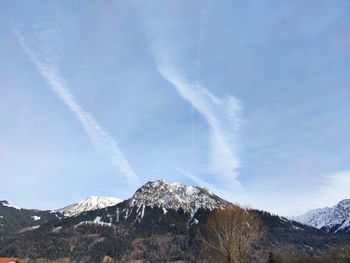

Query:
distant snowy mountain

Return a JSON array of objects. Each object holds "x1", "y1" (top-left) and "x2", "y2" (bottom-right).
[
  {"x1": 127, "y1": 179, "x2": 228, "y2": 219},
  {"x1": 57, "y1": 196, "x2": 122, "y2": 217},
  {"x1": 292, "y1": 199, "x2": 350, "y2": 233}
]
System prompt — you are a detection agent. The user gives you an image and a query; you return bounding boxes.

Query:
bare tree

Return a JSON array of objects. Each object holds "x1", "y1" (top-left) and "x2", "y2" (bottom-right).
[{"x1": 200, "y1": 204, "x2": 264, "y2": 263}]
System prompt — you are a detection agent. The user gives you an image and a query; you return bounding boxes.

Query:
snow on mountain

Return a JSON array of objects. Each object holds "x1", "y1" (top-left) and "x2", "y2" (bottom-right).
[
  {"x1": 31, "y1": 215, "x2": 41, "y2": 221},
  {"x1": 0, "y1": 200, "x2": 21, "y2": 210},
  {"x1": 292, "y1": 199, "x2": 350, "y2": 233},
  {"x1": 127, "y1": 179, "x2": 229, "y2": 218},
  {"x1": 57, "y1": 196, "x2": 123, "y2": 217}
]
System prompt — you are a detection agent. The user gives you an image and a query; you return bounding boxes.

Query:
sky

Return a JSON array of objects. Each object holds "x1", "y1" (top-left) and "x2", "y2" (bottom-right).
[{"x1": 1, "y1": 0, "x2": 350, "y2": 216}]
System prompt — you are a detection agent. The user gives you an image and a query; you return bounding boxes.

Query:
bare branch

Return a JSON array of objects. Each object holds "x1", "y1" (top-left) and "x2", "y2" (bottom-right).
[{"x1": 200, "y1": 204, "x2": 264, "y2": 263}]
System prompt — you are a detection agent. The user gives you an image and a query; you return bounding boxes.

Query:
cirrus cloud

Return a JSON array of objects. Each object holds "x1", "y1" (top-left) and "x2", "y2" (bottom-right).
[{"x1": 13, "y1": 27, "x2": 140, "y2": 187}]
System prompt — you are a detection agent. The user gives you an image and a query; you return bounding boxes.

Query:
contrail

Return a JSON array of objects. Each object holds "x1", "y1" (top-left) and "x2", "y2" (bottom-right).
[
  {"x1": 195, "y1": 0, "x2": 211, "y2": 82},
  {"x1": 13, "y1": 28, "x2": 139, "y2": 187},
  {"x1": 191, "y1": 0, "x2": 211, "y2": 172},
  {"x1": 156, "y1": 59, "x2": 241, "y2": 185}
]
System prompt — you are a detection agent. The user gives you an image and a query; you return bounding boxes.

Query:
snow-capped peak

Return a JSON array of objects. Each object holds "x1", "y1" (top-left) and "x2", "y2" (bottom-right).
[
  {"x1": 128, "y1": 179, "x2": 228, "y2": 216},
  {"x1": 57, "y1": 196, "x2": 122, "y2": 217},
  {"x1": 292, "y1": 199, "x2": 350, "y2": 233}
]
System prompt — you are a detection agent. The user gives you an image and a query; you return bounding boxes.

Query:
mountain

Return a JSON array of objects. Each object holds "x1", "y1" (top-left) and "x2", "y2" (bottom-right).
[
  {"x1": 1, "y1": 180, "x2": 350, "y2": 262},
  {"x1": 126, "y1": 179, "x2": 228, "y2": 219},
  {"x1": 292, "y1": 199, "x2": 350, "y2": 233},
  {"x1": 0, "y1": 180, "x2": 233, "y2": 262},
  {"x1": 57, "y1": 196, "x2": 123, "y2": 217},
  {"x1": 0, "y1": 200, "x2": 61, "y2": 235}
]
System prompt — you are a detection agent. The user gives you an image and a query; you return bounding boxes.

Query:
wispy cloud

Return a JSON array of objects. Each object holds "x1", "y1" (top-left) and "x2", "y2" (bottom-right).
[
  {"x1": 13, "y1": 28, "x2": 139, "y2": 187},
  {"x1": 275, "y1": 170, "x2": 350, "y2": 216},
  {"x1": 155, "y1": 56, "x2": 241, "y2": 186},
  {"x1": 314, "y1": 171, "x2": 350, "y2": 207}
]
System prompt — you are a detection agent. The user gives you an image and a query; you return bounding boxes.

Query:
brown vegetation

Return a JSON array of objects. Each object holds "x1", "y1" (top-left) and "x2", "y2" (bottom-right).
[
  {"x1": 268, "y1": 245, "x2": 350, "y2": 263},
  {"x1": 200, "y1": 204, "x2": 264, "y2": 263}
]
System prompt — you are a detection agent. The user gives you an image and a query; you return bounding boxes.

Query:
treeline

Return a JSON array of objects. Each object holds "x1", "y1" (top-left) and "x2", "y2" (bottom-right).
[{"x1": 268, "y1": 245, "x2": 350, "y2": 263}]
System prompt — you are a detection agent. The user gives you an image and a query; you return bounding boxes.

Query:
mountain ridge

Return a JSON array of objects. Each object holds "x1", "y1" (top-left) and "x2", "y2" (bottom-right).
[{"x1": 292, "y1": 199, "x2": 350, "y2": 233}]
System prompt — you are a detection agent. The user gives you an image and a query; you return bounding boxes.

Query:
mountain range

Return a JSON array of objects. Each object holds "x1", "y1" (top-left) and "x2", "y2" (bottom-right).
[
  {"x1": 292, "y1": 199, "x2": 350, "y2": 233},
  {"x1": 1, "y1": 179, "x2": 350, "y2": 262}
]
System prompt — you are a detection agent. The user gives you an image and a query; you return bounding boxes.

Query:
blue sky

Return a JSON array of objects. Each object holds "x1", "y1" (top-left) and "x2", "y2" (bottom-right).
[{"x1": 1, "y1": 0, "x2": 350, "y2": 216}]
